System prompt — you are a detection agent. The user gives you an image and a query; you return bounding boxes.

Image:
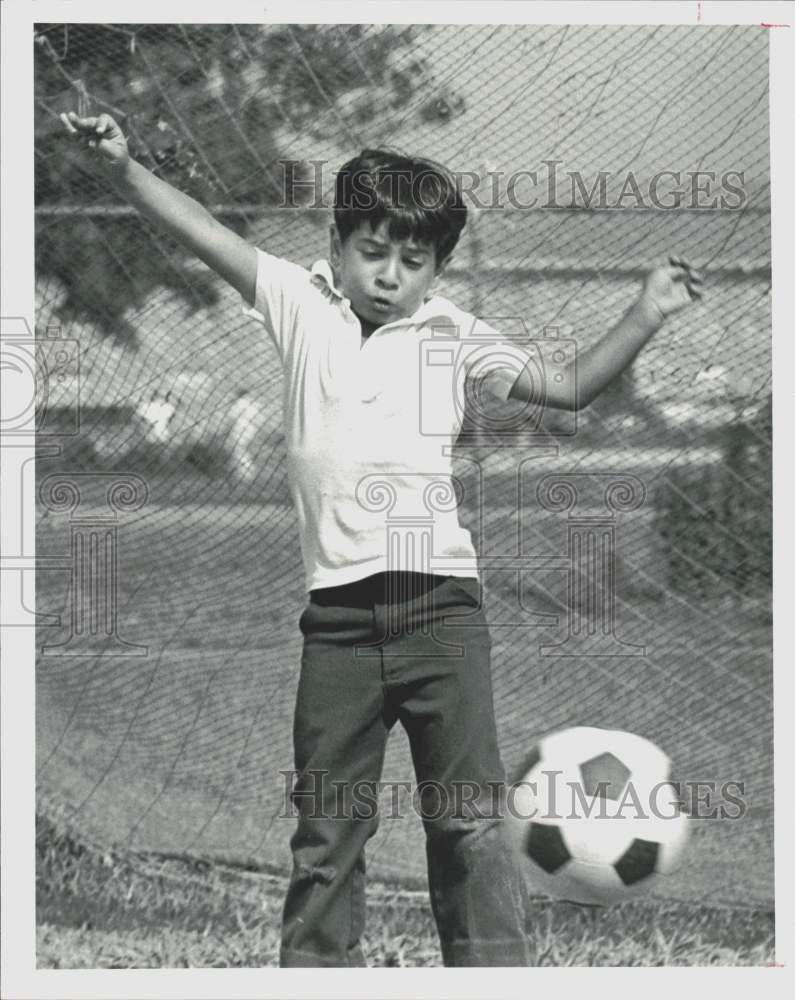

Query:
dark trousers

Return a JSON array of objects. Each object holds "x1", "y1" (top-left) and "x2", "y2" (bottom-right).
[{"x1": 280, "y1": 572, "x2": 531, "y2": 967}]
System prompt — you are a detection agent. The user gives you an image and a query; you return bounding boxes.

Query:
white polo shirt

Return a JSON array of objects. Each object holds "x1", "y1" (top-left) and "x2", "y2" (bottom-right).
[{"x1": 243, "y1": 249, "x2": 520, "y2": 592}]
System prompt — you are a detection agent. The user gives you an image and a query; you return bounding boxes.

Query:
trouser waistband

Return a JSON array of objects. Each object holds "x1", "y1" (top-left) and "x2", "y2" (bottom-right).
[{"x1": 309, "y1": 571, "x2": 455, "y2": 608}]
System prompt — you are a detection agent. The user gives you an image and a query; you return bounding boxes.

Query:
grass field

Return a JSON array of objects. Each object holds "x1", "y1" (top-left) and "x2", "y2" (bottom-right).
[{"x1": 37, "y1": 813, "x2": 774, "y2": 968}]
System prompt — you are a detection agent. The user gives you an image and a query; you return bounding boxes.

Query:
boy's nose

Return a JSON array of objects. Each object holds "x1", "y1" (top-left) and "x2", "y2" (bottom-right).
[{"x1": 375, "y1": 260, "x2": 399, "y2": 289}]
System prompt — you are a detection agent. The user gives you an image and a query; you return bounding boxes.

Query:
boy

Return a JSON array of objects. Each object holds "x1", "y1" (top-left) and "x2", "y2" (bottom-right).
[{"x1": 60, "y1": 110, "x2": 702, "y2": 967}]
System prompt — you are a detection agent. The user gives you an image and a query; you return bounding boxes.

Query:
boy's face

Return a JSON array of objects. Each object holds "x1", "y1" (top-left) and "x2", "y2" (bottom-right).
[{"x1": 330, "y1": 220, "x2": 445, "y2": 331}]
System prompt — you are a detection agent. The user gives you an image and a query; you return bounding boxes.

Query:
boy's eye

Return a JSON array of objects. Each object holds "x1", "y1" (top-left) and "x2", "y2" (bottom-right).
[{"x1": 403, "y1": 259, "x2": 423, "y2": 269}]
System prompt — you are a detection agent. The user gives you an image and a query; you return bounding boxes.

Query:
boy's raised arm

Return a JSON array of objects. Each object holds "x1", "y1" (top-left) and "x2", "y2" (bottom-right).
[
  {"x1": 509, "y1": 257, "x2": 703, "y2": 411},
  {"x1": 60, "y1": 112, "x2": 258, "y2": 306}
]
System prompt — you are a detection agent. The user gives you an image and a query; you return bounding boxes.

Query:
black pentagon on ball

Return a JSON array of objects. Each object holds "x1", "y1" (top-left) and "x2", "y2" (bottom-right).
[
  {"x1": 614, "y1": 837, "x2": 659, "y2": 885},
  {"x1": 580, "y1": 751, "x2": 631, "y2": 801},
  {"x1": 526, "y1": 822, "x2": 571, "y2": 873}
]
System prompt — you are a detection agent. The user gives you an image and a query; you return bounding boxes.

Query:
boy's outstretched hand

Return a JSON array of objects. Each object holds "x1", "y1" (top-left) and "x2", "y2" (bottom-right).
[
  {"x1": 59, "y1": 111, "x2": 130, "y2": 173},
  {"x1": 640, "y1": 256, "x2": 704, "y2": 323}
]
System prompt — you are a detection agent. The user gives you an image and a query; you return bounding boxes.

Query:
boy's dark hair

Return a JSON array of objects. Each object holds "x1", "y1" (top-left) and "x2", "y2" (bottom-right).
[{"x1": 334, "y1": 148, "x2": 467, "y2": 265}]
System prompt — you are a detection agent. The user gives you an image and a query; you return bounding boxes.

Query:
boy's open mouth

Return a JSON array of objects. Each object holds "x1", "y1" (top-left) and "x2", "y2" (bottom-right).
[{"x1": 370, "y1": 296, "x2": 394, "y2": 312}]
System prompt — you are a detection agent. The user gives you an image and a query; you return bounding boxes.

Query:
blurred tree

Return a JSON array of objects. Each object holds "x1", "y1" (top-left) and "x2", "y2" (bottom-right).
[{"x1": 34, "y1": 23, "x2": 464, "y2": 341}]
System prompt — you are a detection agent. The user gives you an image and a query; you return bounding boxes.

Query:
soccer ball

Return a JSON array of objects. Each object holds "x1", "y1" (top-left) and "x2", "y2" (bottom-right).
[{"x1": 510, "y1": 727, "x2": 690, "y2": 905}]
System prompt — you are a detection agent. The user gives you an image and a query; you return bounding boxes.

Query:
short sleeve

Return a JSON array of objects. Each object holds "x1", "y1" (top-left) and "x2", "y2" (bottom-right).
[
  {"x1": 458, "y1": 315, "x2": 528, "y2": 403},
  {"x1": 241, "y1": 248, "x2": 310, "y2": 361}
]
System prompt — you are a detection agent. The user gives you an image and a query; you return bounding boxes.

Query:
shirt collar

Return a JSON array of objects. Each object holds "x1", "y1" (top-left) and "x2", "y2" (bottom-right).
[
  {"x1": 309, "y1": 259, "x2": 457, "y2": 329},
  {"x1": 310, "y1": 259, "x2": 345, "y2": 300}
]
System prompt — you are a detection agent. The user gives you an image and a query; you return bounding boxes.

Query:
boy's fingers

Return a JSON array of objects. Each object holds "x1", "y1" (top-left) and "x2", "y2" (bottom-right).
[
  {"x1": 683, "y1": 270, "x2": 703, "y2": 286},
  {"x1": 59, "y1": 112, "x2": 78, "y2": 135},
  {"x1": 667, "y1": 263, "x2": 703, "y2": 289},
  {"x1": 684, "y1": 273, "x2": 703, "y2": 299},
  {"x1": 65, "y1": 111, "x2": 98, "y2": 132},
  {"x1": 675, "y1": 268, "x2": 703, "y2": 284},
  {"x1": 668, "y1": 254, "x2": 698, "y2": 275},
  {"x1": 95, "y1": 113, "x2": 112, "y2": 134},
  {"x1": 662, "y1": 264, "x2": 704, "y2": 301}
]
